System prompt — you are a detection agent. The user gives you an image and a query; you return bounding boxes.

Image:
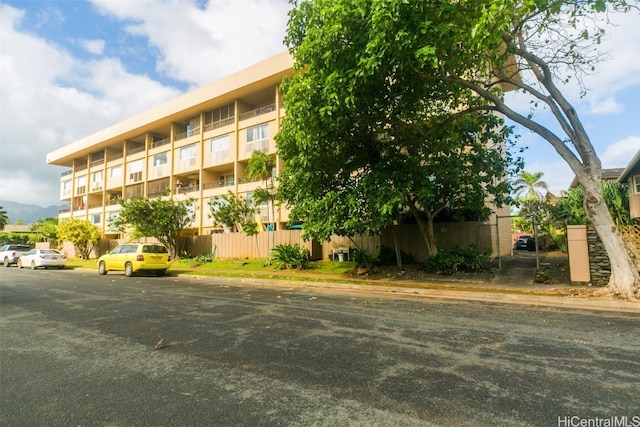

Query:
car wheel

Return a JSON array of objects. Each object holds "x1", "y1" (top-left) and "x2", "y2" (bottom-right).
[
  {"x1": 124, "y1": 262, "x2": 134, "y2": 277},
  {"x1": 3, "y1": 258, "x2": 8, "y2": 267},
  {"x1": 17, "y1": 259, "x2": 23, "y2": 269},
  {"x1": 98, "y1": 261, "x2": 108, "y2": 275},
  {"x1": 31, "y1": 261, "x2": 37, "y2": 270}
]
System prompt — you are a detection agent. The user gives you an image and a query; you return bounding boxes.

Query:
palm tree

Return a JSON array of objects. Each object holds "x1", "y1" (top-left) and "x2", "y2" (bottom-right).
[
  {"x1": 0, "y1": 206, "x2": 8, "y2": 230},
  {"x1": 512, "y1": 171, "x2": 549, "y2": 199}
]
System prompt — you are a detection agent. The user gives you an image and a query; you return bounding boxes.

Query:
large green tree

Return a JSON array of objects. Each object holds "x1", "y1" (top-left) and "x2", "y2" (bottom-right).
[
  {"x1": 209, "y1": 191, "x2": 256, "y2": 232},
  {"x1": 57, "y1": 218, "x2": 101, "y2": 259},
  {"x1": 278, "y1": 2, "x2": 517, "y2": 257},
  {"x1": 111, "y1": 195, "x2": 196, "y2": 258},
  {"x1": 283, "y1": 0, "x2": 639, "y2": 298},
  {"x1": 31, "y1": 217, "x2": 59, "y2": 243}
]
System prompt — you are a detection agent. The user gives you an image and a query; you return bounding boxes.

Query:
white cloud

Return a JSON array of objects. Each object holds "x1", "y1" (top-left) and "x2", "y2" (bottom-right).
[
  {"x1": 90, "y1": 0, "x2": 291, "y2": 87},
  {"x1": 600, "y1": 137, "x2": 640, "y2": 168},
  {"x1": 78, "y1": 38, "x2": 106, "y2": 55},
  {"x1": 587, "y1": 96, "x2": 623, "y2": 115},
  {"x1": 0, "y1": 3, "x2": 182, "y2": 206}
]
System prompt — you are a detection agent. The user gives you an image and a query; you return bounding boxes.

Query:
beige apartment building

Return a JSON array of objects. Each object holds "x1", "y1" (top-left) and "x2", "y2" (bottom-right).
[{"x1": 47, "y1": 51, "x2": 294, "y2": 237}]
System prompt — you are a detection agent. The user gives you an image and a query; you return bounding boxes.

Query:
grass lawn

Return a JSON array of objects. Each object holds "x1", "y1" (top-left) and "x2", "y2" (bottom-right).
[{"x1": 67, "y1": 256, "x2": 356, "y2": 277}]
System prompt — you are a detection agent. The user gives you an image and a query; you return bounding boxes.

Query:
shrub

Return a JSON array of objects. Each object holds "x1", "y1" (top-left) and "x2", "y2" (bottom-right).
[
  {"x1": 424, "y1": 245, "x2": 492, "y2": 275},
  {"x1": 271, "y1": 243, "x2": 309, "y2": 270}
]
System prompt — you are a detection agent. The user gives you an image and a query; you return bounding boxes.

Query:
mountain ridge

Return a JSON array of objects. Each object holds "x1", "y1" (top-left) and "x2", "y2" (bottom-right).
[{"x1": 0, "y1": 200, "x2": 67, "y2": 224}]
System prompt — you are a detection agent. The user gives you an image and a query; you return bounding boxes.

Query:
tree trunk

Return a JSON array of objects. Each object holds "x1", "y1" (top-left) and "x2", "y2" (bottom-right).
[
  {"x1": 408, "y1": 201, "x2": 438, "y2": 257},
  {"x1": 581, "y1": 175, "x2": 639, "y2": 299}
]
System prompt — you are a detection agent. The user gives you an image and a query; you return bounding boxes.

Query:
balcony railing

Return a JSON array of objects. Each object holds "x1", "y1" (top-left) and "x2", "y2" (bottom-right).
[
  {"x1": 151, "y1": 137, "x2": 170, "y2": 149},
  {"x1": 204, "y1": 117, "x2": 234, "y2": 132},
  {"x1": 128, "y1": 146, "x2": 146, "y2": 155},
  {"x1": 90, "y1": 159, "x2": 104, "y2": 168},
  {"x1": 176, "y1": 183, "x2": 200, "y2": 194},
  {"x1": 108, "y1": 152, "x2": 123, "y2": 162},
  {"x1": 175, "y1": 127, "x2": 201, "y2": 141},
  {"x1": 61, "y1": 170, "x2": 72, "y2": 177},
  {"x1": 239, "y1": 103, "x2": 276, "y2": 120},
  {"x1": 202, "y1": 179, "x2": 234, "y2": 190}
]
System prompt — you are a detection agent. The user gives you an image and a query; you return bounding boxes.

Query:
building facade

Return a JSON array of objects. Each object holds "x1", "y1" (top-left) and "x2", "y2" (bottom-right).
[
  {"x1": 47, "y1": 52, "x2": 294, "y2": 237},
  {"x1": 47, "y1": 50, "x2": 512, "y2": 257},
  {"x1": 618, "y1": 149, "x2": 640, "y2": 222}
]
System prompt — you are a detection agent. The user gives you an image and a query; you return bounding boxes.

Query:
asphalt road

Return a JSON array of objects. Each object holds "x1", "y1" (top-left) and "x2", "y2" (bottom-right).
[{"x1": 1, "y1": 268, "x2": 639, "y2": 427}]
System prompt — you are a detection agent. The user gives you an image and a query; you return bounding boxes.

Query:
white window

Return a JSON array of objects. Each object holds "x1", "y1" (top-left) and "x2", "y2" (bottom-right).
[
  {"x1": 634, "y1": 176, "x2": 640, "y2": 195},
  {"x1": 178, "y1": 144, "x2": 197, "y2": 171},
  {"x1": 75, "y1": 176, "x2": 87, "y2": 187},
  {"x1": 154, "y1": 153, "x2": 167, "y2": 166},
  {"x1": 90, "y1": 213, "x2": 101, "y2": 225},
  {"x1": 246, "y1": 124, "x2": 269, "y2": 142},
  {"x1": 246, "y1": 124, "x2": 269, "y2": 155},
  {"x1": 180, "y1": 144, "x2": 197, "y2": 159},
  {"x1": 91, "y1": 171, "x2": 103, "y2": 191},
  {"x1": 210, "y1": 135, "x2": 230, "y2": 152},
  {"x1": 128, "y1": 159, "x2": 143, "y2": 183},
  {"x1": 110, "y1": 166, "x2": 122, "y2": 178}
]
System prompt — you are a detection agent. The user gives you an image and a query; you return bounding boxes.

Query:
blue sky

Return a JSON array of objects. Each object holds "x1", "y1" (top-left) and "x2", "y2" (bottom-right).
[{"x1": 0, "y1": 0, "x2": 639, "y2": 208}]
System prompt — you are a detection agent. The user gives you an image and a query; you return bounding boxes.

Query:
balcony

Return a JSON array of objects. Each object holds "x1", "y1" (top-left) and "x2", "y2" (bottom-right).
[
  {"x1": 204, "y1": 117, "x2": 234, "y2": 132},
  {"x1": 128, "y1": 146, "x2": 146, "y2": 155},
  {"x1": 151, "y1": 137, "x2": 170, "y2": 149},
  {"x1": 176, "y1": 183, "x2": 199, "y2": 194},
  {"x1": 61, "y1": 170, "x2": 72, "y2": 177},
  {"x1": 90, "y1": 159, "x2": 104, "y2": 168},
  {"x1": 175, "y1": 127, "x2": 201, "y2": 141},
  {"x1": 239, "y1": 103, "x2": 275, "y2": 121},
  {"x1": 108, "y1": 152, "x2": 123, "y2": 162}
]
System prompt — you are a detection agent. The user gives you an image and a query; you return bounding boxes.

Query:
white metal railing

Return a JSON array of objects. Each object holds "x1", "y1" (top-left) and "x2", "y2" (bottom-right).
[{"x1": 239, "y1": 103, "x2": 276, "y2": 120}]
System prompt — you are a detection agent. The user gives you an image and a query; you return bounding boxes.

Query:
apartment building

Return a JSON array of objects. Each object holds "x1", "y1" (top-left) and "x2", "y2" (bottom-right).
[{"x1": 47, "y1": 51, "x2": 294, "y2": 237}]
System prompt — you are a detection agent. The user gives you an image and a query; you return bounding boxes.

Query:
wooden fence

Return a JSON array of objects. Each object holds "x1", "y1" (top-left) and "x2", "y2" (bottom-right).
[{"x1": 88, "y1": 221, "x2": 498, "y2": 262}]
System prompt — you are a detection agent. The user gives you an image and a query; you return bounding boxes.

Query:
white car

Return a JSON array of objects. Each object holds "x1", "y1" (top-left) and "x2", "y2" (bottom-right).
[{"x1": 18, "y1": 249, "x2": 67, "y2": 270}]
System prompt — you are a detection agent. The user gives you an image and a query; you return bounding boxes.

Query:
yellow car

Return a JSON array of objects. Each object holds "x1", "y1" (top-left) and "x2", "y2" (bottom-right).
[{"x1": 97, "y1": 243, "x2": 172, "y2": 277}]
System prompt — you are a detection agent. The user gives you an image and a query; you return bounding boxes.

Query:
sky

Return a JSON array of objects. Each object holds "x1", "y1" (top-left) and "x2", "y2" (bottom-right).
[{"x1": 0, "y1": 0, "x2": 639, "y2": 208}]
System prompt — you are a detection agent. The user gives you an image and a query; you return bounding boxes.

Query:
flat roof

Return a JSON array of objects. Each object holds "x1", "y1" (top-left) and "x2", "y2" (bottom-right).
[{"x1": 47, "y1": 51, "x2": 293, "y2": 167}]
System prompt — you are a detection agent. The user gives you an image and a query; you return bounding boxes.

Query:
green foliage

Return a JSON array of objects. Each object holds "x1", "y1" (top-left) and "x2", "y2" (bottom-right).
[
  {"x1": 512, "y1": 171, "x2": 549, "y2": 199},
  {"x1": 424, "y1": 245, "x2": 492, "y2": 275},
  {"x1": 30, "y1": 217, "x2": 59, "y2": 243},
  {"x1": 111, "y1": 195, "x2": 196, "y2": 258},
  {"x1": 0, "y1": 232, "x2": 31, "y2": 245},
  {"x1": 0, "y1": 206, "x2": 9, "y2": 230},
  {"x1": 352, "y1": 248, "x2": 377, "y2": 272},
  {"x1": 375, "y1": 245, "x2": 415, "y2": 267},
  {"x1": 270, "y1": 243, "x2": 310, "y2": 270},
  {"x1": 351, "y1": 245, "x2": 416, "y2": 272},
  {"x1": 279, "y1": 0, "x2": 519, "y2": 258},
  {"x1": 553, "y1": 181, "x2": 631, "y2": 226},
  {"x1": 57, "y1": 218, "x2": 101, "y2": 259},
  {"x1": 209, "y1": 191, "x2": 256, "y2": 232}
]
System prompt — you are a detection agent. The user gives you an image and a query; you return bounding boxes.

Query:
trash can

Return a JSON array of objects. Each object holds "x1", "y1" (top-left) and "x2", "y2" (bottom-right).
[{"x1": 338, "y1": 253, "x2": 346, "y2": 262}]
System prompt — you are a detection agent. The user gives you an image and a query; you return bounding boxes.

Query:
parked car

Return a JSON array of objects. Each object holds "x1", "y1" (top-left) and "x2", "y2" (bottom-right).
[
  {"x1": 514, "y1": 235, "x2": 534, "y2": 250},
  {"x1": 0, "y1": 244, "x2": 31, "y2": 267},
  {"x1": 17, "y1": 249, "x2": 67, "y2": 269},
  {"x1": 97, "y1": 243, "x2": 172, "y2": 277}
]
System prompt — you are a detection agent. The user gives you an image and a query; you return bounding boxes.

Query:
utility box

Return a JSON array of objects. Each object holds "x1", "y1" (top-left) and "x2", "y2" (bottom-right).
[{"x1": 567, "y1": 225, "x2": 590, "y2": 284}]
